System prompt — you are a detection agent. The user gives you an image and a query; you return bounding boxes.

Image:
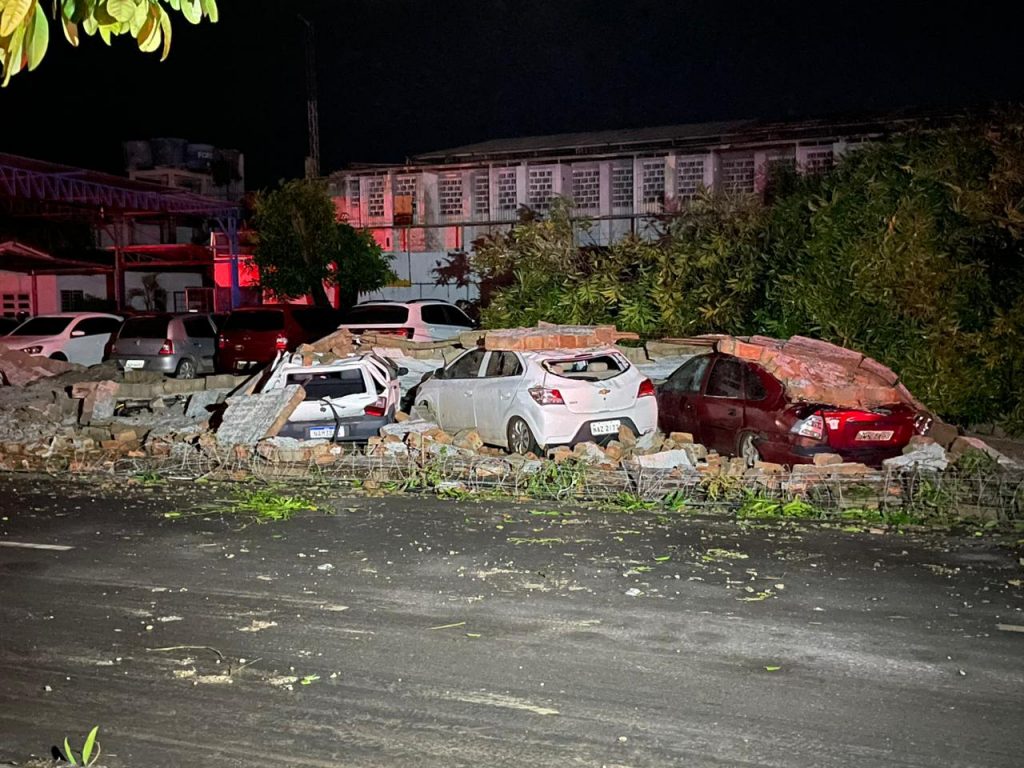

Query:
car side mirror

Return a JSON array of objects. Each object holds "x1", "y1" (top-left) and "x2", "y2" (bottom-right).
[
  {"x1": 434, "y1": 367, "x2": 446, "y2": 380},
  {"x1": 397, "y1": 366, "x2": 409, "y2": 376},
  {"x1": 70, "y1": 330, "x2": 85, "y2": 337}
]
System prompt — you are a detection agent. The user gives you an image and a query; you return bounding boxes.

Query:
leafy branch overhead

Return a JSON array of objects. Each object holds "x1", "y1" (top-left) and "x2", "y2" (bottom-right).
[{"x1": 0, "y1": 0, "x2": 218, "y2": 86}]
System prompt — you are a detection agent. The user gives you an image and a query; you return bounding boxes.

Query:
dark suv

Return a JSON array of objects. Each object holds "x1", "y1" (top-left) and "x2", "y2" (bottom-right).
[{"x1": 215, "y1": 304, "x2": 341, "y2": 373}]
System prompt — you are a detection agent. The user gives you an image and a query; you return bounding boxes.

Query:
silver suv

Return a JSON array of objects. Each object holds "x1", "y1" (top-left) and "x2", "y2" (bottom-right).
[{"x1": 110, "y1": 313, "x2": 218, "y2": 378}]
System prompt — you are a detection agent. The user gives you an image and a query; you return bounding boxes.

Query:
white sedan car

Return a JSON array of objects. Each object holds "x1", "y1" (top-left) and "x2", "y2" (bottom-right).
[
  {"x1": 414, "y1": 347, "x2": 658, "y2": 454},
  {"x1": 0, "y1": 312, "x2": 123, "y2": 365}
]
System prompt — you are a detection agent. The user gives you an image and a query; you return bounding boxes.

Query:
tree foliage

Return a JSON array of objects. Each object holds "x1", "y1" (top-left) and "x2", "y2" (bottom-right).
[
  {"x1": 252, "y1": 179, "x2": 395, "y2": 308},
  {"x1": 0, "y1": 0, "x2": 218, "y2": 86},
  {"x1": 475, "y1": 119, "x2": 1024, "y2": 430}
]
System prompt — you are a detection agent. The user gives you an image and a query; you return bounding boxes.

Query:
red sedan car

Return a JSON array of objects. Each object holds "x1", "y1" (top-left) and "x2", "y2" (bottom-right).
[{"x1": 657, "y1": 352, "x2": 929, "y2": 467}]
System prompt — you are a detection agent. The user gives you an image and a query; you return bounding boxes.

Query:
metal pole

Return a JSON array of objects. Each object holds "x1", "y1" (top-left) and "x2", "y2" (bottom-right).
[{"x1": 228, "y1": 215, "x2": 241, "y2": 309}]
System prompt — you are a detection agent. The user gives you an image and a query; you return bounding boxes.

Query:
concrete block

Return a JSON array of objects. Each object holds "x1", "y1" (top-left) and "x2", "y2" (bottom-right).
[
  {"x1": 215, "y1": 385, "x2": 306, "y2": 446},
  {"x1": 630, "y1": 449, "x2": 694, "y2": 470},
  {"x1": 186, "y1": 388, "x2": 229, "y2": 419}
]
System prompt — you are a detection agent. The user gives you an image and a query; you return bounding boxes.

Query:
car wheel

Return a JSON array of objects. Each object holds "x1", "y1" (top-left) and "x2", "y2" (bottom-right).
[
  {"x1": 737, "y1": 431, "x2": 760, "y2": 468},
  {"x1": 175, "y1": 358, "x2": 197, "y2": 379},
  {"x1": 48, "y1": 352, "x2": 67, "y2": 362},
  {"x1": 507, "y1": 416, "x2": 540, "y2": 456}
]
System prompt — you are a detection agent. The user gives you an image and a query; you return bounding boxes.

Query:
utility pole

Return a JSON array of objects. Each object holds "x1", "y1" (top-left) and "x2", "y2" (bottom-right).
[{"x1": 298, "y1": 15, "x2": 321, "y2": 179}]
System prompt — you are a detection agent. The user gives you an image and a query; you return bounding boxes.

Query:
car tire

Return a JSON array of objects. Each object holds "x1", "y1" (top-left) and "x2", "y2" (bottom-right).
[
  {"x1": 737, "y1": 431, "x2": 760, "y2": 468},
  {"x1": 507, "y1": 416, "x2": 540, "y2": 456},
  {"x1": 175, "y1": 358, "x2": 197, "y2": 379},
  {"x1": 48, "y1": 352, "x2": 67, "y2": 362}
]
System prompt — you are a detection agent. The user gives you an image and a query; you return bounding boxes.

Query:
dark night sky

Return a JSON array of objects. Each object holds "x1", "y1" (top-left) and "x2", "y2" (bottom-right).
[{"x1": 2, "y1": 1, "x2": 1022, "y2": 188}]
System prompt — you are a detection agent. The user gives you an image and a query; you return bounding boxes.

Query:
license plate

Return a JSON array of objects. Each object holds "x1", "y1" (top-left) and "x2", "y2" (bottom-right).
[
  {"x1": 591, "y1": 419, "x2": 621, "y2": 436},
  {"x1": 308, "y1": 425, "x2": 343, "y2": 439},
  {"x1": 124, "y1": 360, "x2": 145, "y2": 370},
  {"x1": 856, "y1": 430, "x2": 894, "y2": 441}
]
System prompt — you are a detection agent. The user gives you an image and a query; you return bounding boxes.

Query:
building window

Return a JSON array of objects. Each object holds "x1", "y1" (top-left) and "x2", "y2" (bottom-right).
[
  {"x1": 473, "y1": 173, "x2": 490, "y2": 216},
  {"x1": 641, "y1": 159, "x2": 665, "y2": 205},
  {"x1": 367, "y1": 177, "x2": 385, "y2": 218},
  {"x1": 612, "y1": 164, "x2": 634, "y2": 208},
  {"x1": 349, "y1": 178, "x2": 360, "y2": 209},
  {"x1": 721, "y1": 155, "x2": 756, "y2": 194},
  {"x1": 497, "y1": 168, "x2": 518, "y2": 211},
  {"x1": 571, "y1": 167, "x2": 600, "y2": 210},
  {"x1": 676, "y1": 156, "x2": 705, "y2": 201},
  {"x1": 528, "y1": 167, "x2": 554, "y2": 212},
  {"x1": 439, "y1": 174, "x2": 463, "y2": 217},
  {"x1": 2, "y1": 293, "x2": 30, "y2": 315},
  {"x1": 394, "y1": 175, "x2": 418, "y2": 219},
  {"x1": 803, "y1": 148, "x2": 834, "y2": 174},
  {"x1": 60, "y1": 290, "x2": 84, "y2": 312}
]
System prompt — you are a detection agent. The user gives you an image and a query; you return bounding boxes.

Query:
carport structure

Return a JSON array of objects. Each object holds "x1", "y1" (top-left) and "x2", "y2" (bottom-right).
[{"x1": 0, "y1": 152, "x2": 244, "y2": 309}]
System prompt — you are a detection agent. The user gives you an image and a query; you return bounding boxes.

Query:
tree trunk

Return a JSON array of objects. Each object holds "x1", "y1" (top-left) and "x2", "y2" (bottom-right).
[{"x1": 309, "y1": 280, "x2": 332, "y2": 307}]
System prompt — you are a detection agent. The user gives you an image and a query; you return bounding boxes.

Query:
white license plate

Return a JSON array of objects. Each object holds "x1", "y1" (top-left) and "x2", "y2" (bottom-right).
[
  {"x1": 591, "y1": 419, "x2": 621, "y2": 436},
  {"x1": 124, "y1": 360, "x2": 145, "y2": 370},
  {"x1": 308, "y1": 425, "x2": 342, "y2": 439},
  {"x1": 856, "y1": 430, "x2": 894, "y2": 441}
]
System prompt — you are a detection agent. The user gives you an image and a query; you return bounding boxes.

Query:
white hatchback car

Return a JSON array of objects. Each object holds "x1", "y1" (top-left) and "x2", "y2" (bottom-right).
[
  {"x1": 0, "y1": 312, "x2": 123, "y2": 365},
  {"x1": 338, "y1": 300, "x2": 476, "y2": 343},
  {"x1": 414, "y1": 347, "x2": 658, "y2": 454},
  {"x1": 261, "y1": 351, "x2": 405, "y2": 442}
]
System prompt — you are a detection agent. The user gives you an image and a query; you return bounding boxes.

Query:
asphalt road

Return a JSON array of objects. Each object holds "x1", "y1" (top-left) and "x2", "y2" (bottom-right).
[{"x1": 0, "y1": 474, "x2": 1022, "y2": 768}]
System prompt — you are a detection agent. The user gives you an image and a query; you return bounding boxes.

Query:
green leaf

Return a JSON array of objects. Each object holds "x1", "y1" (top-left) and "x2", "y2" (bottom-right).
[
  {"x1": 2, "y1": 25, "x2": 26, "y2": 86},
  {"x1": 81, "y1": 726, "x2": 99, "y2": 765},
  {"x1": 180, "y1": 0, "x2": 200, "y2": 24},
  {"x1": 157, "y1": 3, "x2": 170, "y2": 60},
  {"x1": 105, "y1": 0, "x2": 135, "y2": 22},
  {"x1": 63, "y1": 737, "x2": 78, "y2": 766},
  {"x1": 62, "y1": 16, "x2": 79, "y2": 45},
  {"x1": 764, "y1": 665, "x2": 781, "y2": 672},
  {"x1": 26, "y1": 2, "x2": 47, "y2": 71},
  {"x1": 0, "y1": 0, "x2": 34, "y2": 38},
  {"x1": 199, "y1": 0, "x2": 217, "y2": 22}
]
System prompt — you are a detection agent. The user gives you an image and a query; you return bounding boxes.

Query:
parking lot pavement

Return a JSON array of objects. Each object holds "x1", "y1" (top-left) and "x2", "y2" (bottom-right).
[{"x1": 1, "y1": 475, "x2": 1022, "y2": 767}]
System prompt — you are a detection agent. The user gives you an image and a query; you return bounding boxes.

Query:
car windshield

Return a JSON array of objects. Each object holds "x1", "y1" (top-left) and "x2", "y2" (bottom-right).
[
  {"x1": 341, "y1": 305, "x2": 409, "y2": 325},
  {"x1": 223, "y1": 310, "x2": 285, "y2": 332},
  {"x1": 119, "y1": 316, "x2": 170, "y2": 339},
  {"x1": 8, "y1": 317, "x2": 72, "y2": 336}
]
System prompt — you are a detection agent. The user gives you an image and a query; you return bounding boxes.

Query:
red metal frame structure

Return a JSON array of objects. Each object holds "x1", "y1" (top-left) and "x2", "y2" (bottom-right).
[{"x1": 0, "y1": 152, "x2": 244, "y2": 308}]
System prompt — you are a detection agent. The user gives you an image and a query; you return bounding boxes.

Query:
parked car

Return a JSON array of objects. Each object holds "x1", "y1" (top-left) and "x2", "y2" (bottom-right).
[
  {"x1": 109, "y1": 313, "x2": 218, "y2": 379},
  {"x1": 260, "y1": 352, "x2": 405, "y2": 442},
  {"x1": 656, "y1": 352, "x2": 929, "y2": 467},
  {"x1": 0, "y1": 312, "x2": 123, "y2": 365},
  {"x1": 337, "y1": 300, "x2": 476, "y2": 343},
  {"x1": 215, "y1": 304, "x2": 342, "y2": 373},
  {"x1": 414, "y1": 347, "x2": 658, "y2": 455}
]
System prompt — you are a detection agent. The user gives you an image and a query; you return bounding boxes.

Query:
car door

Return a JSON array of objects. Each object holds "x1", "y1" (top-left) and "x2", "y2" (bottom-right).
[
  {"x1": 473, "y1": 351, "x2": 525, "y2": 443},
  {"x1": 657, "y1": 354, "x2": 712, "y2": 440},
  {"x1": 697, "y1": 356, "x2": 746, "y2": 454},
  {"x1": 183, "y1": 316, "x2": 217, "y2": 372},
  {"x1": 435, "y1": 348, "x2": 486, "y2": 431},
  {"x1": 65, "y1": 316, "x2": 121, "y2": 365}
]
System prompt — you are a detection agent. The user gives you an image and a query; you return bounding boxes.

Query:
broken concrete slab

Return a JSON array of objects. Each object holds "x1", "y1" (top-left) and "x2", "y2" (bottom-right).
[
  {"x1": 215, "y1": 385, "x2": 305, "y2": 446},
  {"x1": 629, "y1": 449, "x2": 695, "y2": 470},
  {"x1": 185, "y1": 388, "x2": 229, "y2": 419},
  {"x1": 883, "y1": 442, "x2": 949, "y2": 472},
  {"x1": 484, "y1": 323, "x2": 639, "y2": 352},
  {"x1": 72, "y1": 380, "x2": 120, "y2": 423},
  {"x1": 380, "y1": 419, "x2": 440, "y2": 438}
]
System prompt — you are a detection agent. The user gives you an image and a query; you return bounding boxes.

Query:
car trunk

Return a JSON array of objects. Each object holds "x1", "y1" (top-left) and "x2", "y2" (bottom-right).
[
  {"x1": 114, "y1": 316, "x2": 170, "y2": 357},
  {"x1": 821, "y1": 406, "x2": 917, "y2": 451},
  {"x1": 543, "y1": 353, "x2": 636, "y2": 415}
]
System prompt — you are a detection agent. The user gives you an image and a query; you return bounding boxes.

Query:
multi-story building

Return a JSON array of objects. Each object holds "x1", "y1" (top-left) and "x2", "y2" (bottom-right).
[{"x1": 328, "y1": 113, "x2": 951, "y2": 302}]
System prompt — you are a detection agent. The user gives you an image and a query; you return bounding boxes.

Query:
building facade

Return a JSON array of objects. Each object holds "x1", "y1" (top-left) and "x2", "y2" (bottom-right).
[{"x1": 328, "y1": 114, "x2": 947, "y2": 302}]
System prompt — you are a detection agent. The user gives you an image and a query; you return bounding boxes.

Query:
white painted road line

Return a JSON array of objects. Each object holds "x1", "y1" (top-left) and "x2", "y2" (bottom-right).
[{"x1": 0, "y1": 542, "x2": 74, "y2": 551}]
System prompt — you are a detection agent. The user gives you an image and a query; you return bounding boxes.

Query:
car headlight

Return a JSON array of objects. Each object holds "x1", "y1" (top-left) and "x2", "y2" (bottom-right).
[{"x1": 20, "y1": 346, "x2": 43, "y2": 354}]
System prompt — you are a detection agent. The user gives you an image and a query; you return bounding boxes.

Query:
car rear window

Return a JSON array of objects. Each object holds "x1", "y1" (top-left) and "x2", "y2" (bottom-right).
[
  {"x1": 223, "y1": 310, "x2": 285, "y2": 332},
  {"x1": 543, "y1": 354, "x2": 627, "y2": 381},
  {"x1": 120, "y1": 316, "x2": 170, "y2": 339},
  {"x1": 341, "y1": 305, "x2": 409, "y2": 325},
  {"x1": 286, "y1": 369, "x2": 367, "y2": 400},
  {"x1": 293, "y1": 307, "x2": 341, "y2": 335},
  {"x1": 8, "y1": 317, "x2": 72, "y2": 336}
]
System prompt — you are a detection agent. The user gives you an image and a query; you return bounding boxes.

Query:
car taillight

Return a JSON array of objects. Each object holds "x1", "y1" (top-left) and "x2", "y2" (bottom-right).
[
  {"x1": 275, "y1": 334, "x2": 289, "y2": 351},
  {"x1": 637, "y1": 378, "x2": 655, "y2": 397},
  {"x1": 377, "y1": 328, "x2": 414, "y2": 339},
  {"x1": 528, "y1": 386, "x2": 564, "y2": 405},
  {"x1": 158, "y1": 339, "x2": 174, "y2": 355},
  {"x1": 791, "y1": 413, "x2": 825, "y2": 440},
  {"x1": 217, "y1": 335, "x2": 226, "y2": 350},
  {"x1": 364, "y1": 396, "x2": 387, "y2": 417}
]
